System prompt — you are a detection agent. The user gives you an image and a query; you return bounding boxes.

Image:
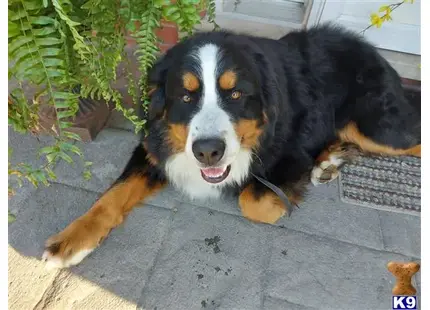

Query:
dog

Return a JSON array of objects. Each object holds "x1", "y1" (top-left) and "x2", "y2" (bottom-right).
[{"x1": 42, "y1": 24, "x2": 421, "y2": 268}]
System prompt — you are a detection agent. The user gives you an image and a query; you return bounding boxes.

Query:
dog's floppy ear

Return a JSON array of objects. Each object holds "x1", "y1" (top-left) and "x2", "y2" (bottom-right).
[{"x1": 147, "y1": 53, "x2": 174, "y2": 121}]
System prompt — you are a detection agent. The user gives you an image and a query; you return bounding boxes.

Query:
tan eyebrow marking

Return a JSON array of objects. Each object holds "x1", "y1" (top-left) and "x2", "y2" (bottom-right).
[
  {"x1": 219, "y1": 70, "x2": 237, "y2": 90},
  {"x1": 182, "y1": 72, "x2": 200, "y2": 92}
]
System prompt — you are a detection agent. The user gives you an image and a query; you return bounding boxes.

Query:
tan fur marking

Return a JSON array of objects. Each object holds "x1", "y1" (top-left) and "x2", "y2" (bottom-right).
[
  {"x1": 235, "y1": 119, "x2": 263, "y2": 149},
  {"x1": 45, "y1": 175, "x2": 165, "y2": 261},
  {"x1": 239, "y1": 185, "x2": 296, "y2": 224},
  {"x1": 182, "y1": 72, "x2": 199, "y2": 92},
  {"x1": 338, "y1": 122, "x2": 421, "y2": 157},
  {"x1": 167, "y1": 124, "x2": 189, "y2": 152},
  {"x1": 219, "y1": 70, "x2": 237, "y2": 90}
]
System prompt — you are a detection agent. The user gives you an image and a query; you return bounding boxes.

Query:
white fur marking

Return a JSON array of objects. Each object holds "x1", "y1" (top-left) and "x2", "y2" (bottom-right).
[
  {"x1": 311, "y1": 154, "x2": 344, "y2": 186},
  {"x1": 165, "y1": 43, "x2": 253, "y2": 199},
  {"x1": 42, "y1": 248, "x2": 94, "y2": 269}
]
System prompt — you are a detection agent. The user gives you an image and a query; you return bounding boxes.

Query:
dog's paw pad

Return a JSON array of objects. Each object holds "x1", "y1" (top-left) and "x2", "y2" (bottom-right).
[{"x1": 311, "y1": 160, "x2": 340, "y2": 186}]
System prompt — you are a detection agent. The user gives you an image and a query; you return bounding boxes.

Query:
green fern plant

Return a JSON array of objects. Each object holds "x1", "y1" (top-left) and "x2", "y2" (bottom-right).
[{"x1": 8, "y1": 0, "x2": 218, "y2": 196}]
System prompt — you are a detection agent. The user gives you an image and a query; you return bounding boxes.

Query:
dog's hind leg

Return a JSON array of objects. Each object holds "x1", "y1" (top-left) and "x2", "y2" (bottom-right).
[
  {"x1": 42, "y1": 144, "x2": 166, "y2": 269},
  {"x1": 311, "y1": 120, "x2": 421, "y2": 186},
  {"x1": 338, "y1": 121, "x2": 421, "y2": 157}
]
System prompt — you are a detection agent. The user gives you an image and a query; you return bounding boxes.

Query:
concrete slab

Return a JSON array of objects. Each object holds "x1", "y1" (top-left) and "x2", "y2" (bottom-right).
[
  {"x1": 171, "y1": 181, "x2": 384, "y2": 251},
  {"x1": 8, "y1": 184, "x2": 100, "y2": 258},
  {"x1": 378, "y1": 210, "x2": 421, "y2": 258},
  {"x1": 32, "y1": 269, "x2": 138, "y2": 310},
  {"x1": 8, "y1": 247, "x2": 59, "y2": 310},
  {"x1": 263, "y1": 296, "x2": 318, "y2": 310},
  {"x1": 276, "y1": 181, "x2": 385, "y2": 251},
  {"x1": 53, "y1": 128, "x2": 140, "y2": 193},
  {"x1": 106, "y1": 108, "x2": 137, "y2": 132},
  {"x1": 8, "y1": 128, "x2": 56, "y2": 213},
  {"x1": 265, "y1": 227, "x2": 417, "y2": 310},
  {"x1": 8, "y1": 182, "x2": 174, "y2": 307},
  {"x1": 138, "y1": 204, "x2": 273, "y2": 310}
]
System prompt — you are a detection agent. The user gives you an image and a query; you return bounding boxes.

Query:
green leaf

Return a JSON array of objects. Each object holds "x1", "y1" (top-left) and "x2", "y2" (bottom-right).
[
  {"x1": 45, "y1": 167, "x2": 57, "y2": 180},
  {"x1": 53, "y1": 91, "x2": 80, "y2": 100},
  {"x1": 14, "y1": 57, "x2": 41, "y2": 78},
  {"x1": 58, "y1": 151, "x2": 74, "y2": 164},
  {"x1": 63, "y1": 131, "x2": 82, "y2": 141},
  {"x1": 83, "y1": 170, "x2": 92, "y2": 180},
  {"x1": 9, "y1": 9, "x2": 27, "y2": 21},
  {"x1": 22, "y1": 0, "x2": 45, "y2": 10},
  {"x1": 154, "y1": 0, "x2": 170, "y2": 6},
  {"x1": 43, "y1": 58, "x2": 64, "y2": 67},
  {"x1": 43, "y1": 0, "x2": 49, "y2": 7},
  {"x1": 46, "y1": 153, "x2": 58, "y2": 163},
  {"x1": 30, "y1": 16, "x2": 57, "y2": 25},
  {"x1": 11, "y1": 45, "x2": 38, "y2": 63},
  {"x1": 8, "y1": 212, "x2": 16, "y2": 223},
  {"x1": 84, "y1": 161, "x2": 93, "y2": 167},
  {"x1": 46, "y1": 68, "x2": 66, "y2": 77},
  {"x1": 9, "y1": 36, "x2": 33, "y2": 54},
  {"x1": 60, "y1": 142, "x2": 83, "y2": 157},
  {"x1": 39, "y1": 146, "x2": 58, "y2": 155},
  {"x1": 56, "y1": 110, "x2": 76, "y2": 119},
  {"x1": 35, "y1": 37, "x2": 62, "y2": 46},
  {"x1": 33, "y1": 170, "x2": 49, "y2": 185},
  {"x1": 59, "y1": 121, "x2": 73, "y2": 128},
  {"x1": 162, "y1": 6, "x2": 179, "y2": 17},
  {"x1": 183, "y1": 6, "x2": 197, "y2": 14},
  {"x1": 33, "y1": 27, "x2": 57, "y2": 37}
]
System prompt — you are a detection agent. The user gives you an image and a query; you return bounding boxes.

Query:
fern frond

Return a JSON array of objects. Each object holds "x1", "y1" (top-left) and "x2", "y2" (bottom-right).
[
  {"x1": 132, "y1": 0, "x2": 161, "y2": 123},
  {"x1": 206, "y1": 0, "x2": 219, "y2": 30}
]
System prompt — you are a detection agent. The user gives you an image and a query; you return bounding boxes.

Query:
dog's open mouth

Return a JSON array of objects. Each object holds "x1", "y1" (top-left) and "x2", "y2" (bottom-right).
[{"x1": 200, "y1": 165, "x2": 231, "y2": 184}]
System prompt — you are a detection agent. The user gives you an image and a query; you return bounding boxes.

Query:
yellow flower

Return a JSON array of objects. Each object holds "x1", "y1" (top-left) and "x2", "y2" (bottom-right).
[
  {"x1": 379, "y1": 5, "x2": 390, "y2": 12},
  {"x1": 370, "y1": 13, "x2": 383, "y2": 28}
]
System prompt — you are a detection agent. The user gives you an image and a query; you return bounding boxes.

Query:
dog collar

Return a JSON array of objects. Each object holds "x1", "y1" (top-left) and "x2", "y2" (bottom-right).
[{"x1": 251, "y1": 173, "x2": 298, "y2": 217}]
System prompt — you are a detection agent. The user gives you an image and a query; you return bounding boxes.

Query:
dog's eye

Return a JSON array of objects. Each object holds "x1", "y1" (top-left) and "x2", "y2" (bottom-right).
[
  {"x1": 182, "y1": 95, "x2": 191, "y2": 103},
  {"x1": 231, "y1": 91, "x2": 242, "y2": 100}
]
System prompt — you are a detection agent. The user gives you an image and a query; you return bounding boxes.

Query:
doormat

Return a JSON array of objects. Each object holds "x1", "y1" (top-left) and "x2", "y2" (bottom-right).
[{"x1": 339, "y1": 154, "x2": 421, "y2": 216}]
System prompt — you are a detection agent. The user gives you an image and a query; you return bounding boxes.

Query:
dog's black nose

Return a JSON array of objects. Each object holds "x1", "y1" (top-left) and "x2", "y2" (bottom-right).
[{"x1": 192, "y1": 138, "x2": 226, "y2": 166}]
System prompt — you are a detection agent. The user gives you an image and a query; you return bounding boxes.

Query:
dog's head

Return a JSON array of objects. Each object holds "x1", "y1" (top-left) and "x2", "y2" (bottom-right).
[{"x1": 144, "y1": 32, "x2": 280, "y2": 197}]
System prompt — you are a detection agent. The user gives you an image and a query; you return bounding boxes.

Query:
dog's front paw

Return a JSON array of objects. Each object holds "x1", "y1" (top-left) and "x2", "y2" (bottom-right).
[{"x1": 42, "y1": 218, "x2": 106, "y2": 269}]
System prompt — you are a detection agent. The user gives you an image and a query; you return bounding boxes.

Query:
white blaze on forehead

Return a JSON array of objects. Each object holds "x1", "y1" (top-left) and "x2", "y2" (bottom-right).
[
  {"x1": 198, "y1": 44, "x2": 218, "y2": 108},
  {"x1": 187, "y1": 43, "x2": 228, "y2": 139}
]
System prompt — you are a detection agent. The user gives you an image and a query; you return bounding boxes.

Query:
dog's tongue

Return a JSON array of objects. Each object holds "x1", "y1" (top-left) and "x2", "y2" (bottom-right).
[{"x1": 201, "y1": 167, "x2": 226, "y2": 178}]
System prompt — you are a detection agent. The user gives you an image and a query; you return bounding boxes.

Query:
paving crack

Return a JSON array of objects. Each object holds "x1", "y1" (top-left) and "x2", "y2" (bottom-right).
[{"x1": 32, "y1": 270, "x2": 71, "y2": 310}]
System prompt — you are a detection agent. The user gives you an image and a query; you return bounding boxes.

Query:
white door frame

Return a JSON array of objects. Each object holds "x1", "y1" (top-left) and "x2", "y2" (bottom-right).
[{"x1": 305, "y1": 0, "x2": 421, "y2": 55}]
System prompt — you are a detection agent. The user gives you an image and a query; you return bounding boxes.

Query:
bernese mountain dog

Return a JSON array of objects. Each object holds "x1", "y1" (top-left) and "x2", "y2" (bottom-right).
[{"x1": 42, "y1": 24, "x2": 421, "y2": 268}]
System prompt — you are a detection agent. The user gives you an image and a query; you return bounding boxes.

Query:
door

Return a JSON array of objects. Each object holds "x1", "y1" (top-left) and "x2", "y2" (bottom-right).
[{"x1": 308, "y1": 0, "x2": 421, "y2": 55}]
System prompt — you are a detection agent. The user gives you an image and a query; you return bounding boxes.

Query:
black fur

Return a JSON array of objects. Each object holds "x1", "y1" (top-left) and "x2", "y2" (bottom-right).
[{"x1": 123, "y1": 24, "x2": 421, "y2": 201}]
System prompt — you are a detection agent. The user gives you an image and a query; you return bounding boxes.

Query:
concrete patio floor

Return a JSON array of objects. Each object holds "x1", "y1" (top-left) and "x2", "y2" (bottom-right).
[{"x1": 8, "y1": 109, "x2": 421, "y2": 310}]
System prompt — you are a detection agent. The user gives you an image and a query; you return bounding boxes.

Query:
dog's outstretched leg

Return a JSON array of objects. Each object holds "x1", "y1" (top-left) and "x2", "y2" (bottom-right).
[{"x1": 42, "y1": 144, "x2": 166, "y2": 268}]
